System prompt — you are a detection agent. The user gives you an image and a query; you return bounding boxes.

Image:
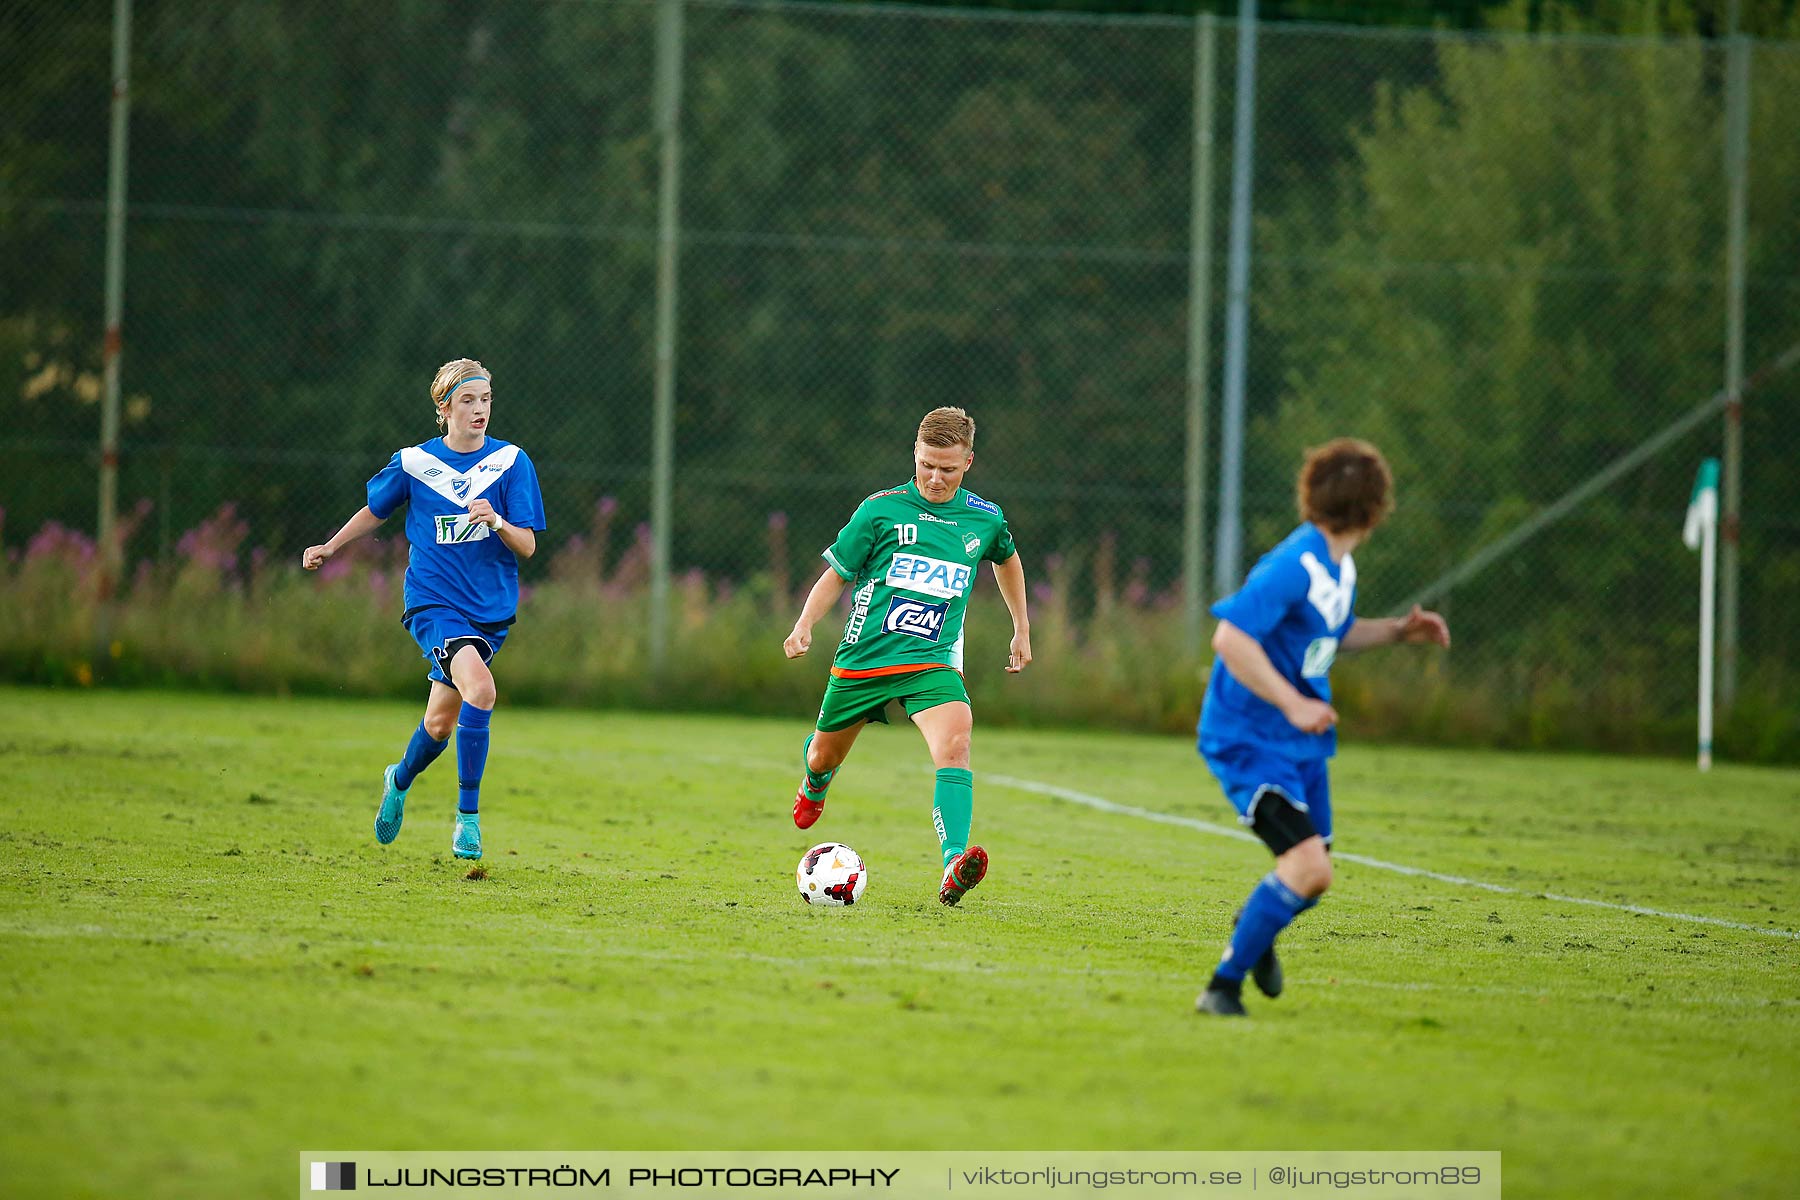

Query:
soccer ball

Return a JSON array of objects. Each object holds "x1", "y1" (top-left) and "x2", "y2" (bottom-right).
[{"x1": 796, "y1": 842, "x2": 868, "y2": 906}]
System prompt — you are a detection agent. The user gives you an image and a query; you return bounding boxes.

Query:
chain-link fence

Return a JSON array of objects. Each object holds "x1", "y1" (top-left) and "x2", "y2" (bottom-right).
[{"x1": 5, "y1": 0, "x2": 1798, "y2": 748}]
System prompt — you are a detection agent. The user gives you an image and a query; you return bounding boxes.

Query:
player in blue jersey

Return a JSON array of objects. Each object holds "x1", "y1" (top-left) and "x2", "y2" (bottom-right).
[
  {"x1": 1195, "y1": 438, "x2": 1448, "y2": 1017},
  {"x1": 302, "y1": 358, "x2": 546, "y2": 860}
]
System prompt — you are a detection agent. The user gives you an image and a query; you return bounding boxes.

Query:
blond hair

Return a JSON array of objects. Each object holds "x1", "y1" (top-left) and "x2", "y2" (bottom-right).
[
  {"x1": 430, "y1": 357, "x2": 490, "y2": 429},
  {"x1": 917, "y1": 406, "x2": 975, "y2": 450}
]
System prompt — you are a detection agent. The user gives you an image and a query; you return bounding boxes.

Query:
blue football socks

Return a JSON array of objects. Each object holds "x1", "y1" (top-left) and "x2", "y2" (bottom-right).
[
  {"x1": 1215, "y1": 872, "x2": 1315, "y2": 984},
  {"x1": 394, "y1": 721, "x2": 449, "y2": 791},
  {"x1": 456, "y1": 702, "x2": 491, "y2": 815}
]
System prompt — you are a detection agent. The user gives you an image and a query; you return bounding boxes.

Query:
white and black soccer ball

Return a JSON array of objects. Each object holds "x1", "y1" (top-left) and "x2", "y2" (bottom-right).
[{"x1": 796, "y1": 842, "x2": 868, "y2": 906}]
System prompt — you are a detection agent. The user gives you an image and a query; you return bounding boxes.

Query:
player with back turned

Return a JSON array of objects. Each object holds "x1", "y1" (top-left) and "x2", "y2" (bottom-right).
[{"x1": 1195, "y1": 438, "x2": 1449, "y2": 1016}]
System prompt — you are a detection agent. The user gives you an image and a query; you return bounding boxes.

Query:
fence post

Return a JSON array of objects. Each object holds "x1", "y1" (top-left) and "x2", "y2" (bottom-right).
[
  {"x1": 1182, "y1": 12, "x2": 1219, "y2": 653},
  {"x1": 99, "y1": 0, "x2": 135, "y2": 594},
  {"x1": 1719, "y1": 27, "x2": 1750, "y2": 708},
  {"x1": 650, "y1": 0, "x2": 686, "y2": 676},
  {"x1": 1213, "y1": 0, "x2": 1260, "y2": 599}
]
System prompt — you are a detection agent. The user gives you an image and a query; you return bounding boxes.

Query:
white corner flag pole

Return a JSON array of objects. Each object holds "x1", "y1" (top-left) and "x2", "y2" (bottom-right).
[{"x1": 1683, "y1": 458, "x2": 1721, "y2": 771}]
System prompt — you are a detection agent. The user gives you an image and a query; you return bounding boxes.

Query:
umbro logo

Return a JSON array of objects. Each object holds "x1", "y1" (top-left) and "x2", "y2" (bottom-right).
[{"x1": 422, "y1": 468, "x2": 443, "y2": 478}]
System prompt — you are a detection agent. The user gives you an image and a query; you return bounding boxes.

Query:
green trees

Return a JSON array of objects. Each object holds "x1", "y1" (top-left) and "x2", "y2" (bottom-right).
[
  {"x1": 1257, "y1": 16, "x2": 1798, "y2": 723},
  {"x1": 4, "y1": 0, "x2": 1795, "y2": 749}
]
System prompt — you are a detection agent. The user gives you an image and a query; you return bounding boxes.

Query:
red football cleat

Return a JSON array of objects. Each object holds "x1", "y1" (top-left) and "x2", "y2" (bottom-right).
[
  {"x1": 793, "y1": 787, "x2": 825, "y2": 830},
  {"x1": 938, "y1": 845, "x2": 989, "y2": 906}
]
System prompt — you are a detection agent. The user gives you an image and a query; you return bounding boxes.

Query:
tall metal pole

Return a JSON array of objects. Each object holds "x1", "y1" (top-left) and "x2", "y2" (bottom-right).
[
  {"x1": 99, "y1": 0, "x2": 135, "y2": 593},
  {"x1": 1182, "y1": 13, "x2": 1219, "y2": 652},
  {"x1": 1719, "y1": 12, "x2": 1750, "y2": 708},
  {"x1": 649, "y1": 0, "x2": 686, "y2": 675},
  {"x1": 1213, "y1": 0, "x2": 1259, "y2": 599}
]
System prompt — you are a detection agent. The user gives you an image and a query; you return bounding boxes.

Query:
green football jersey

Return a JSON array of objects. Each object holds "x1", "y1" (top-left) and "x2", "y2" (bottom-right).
[{"x1": 821, "y1": 480, "x2": 1017, "y2": 676}]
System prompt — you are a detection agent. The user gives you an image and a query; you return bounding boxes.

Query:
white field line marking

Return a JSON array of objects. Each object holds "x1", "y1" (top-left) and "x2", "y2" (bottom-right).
[{"x1": 988, "y1": 773, "x2": 1800, "y2": 942}]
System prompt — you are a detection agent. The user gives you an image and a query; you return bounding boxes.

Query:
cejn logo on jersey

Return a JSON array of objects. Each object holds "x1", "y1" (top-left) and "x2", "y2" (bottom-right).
[
  {"x1": 884, "y1": 552, "x2": 972, "y2": 599},
  {"x1": 882, "y1": 596, "x2": 949, "y2": 642},
  {"x1": 433, "y1": 514, "x2": 493, "y2": 544}
]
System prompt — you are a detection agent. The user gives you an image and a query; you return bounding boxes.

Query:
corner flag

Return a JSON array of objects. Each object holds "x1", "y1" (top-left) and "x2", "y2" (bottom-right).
[
  {"x1": 1683, "y1": 459, "x2": 1719, "y2": 552},
  {"x1": 1684, "y1": 459, "x2": 1720, "y2": 771}
]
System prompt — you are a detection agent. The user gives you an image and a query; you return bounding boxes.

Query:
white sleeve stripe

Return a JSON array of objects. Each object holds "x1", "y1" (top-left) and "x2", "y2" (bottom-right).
[{"x1": 822, "y1": 548, "x2": 853, "y2": 579}]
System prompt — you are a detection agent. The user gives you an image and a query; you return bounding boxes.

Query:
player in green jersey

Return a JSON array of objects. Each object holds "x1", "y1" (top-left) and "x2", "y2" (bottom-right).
[{"x1": 783, "y1": 407, "x2": 1032, "y2": 906}]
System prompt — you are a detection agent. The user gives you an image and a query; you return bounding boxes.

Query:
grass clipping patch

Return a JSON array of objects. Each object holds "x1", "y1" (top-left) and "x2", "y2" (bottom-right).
[{"x1": 463, "y1": 864, "x2": 488, "y2": 881}]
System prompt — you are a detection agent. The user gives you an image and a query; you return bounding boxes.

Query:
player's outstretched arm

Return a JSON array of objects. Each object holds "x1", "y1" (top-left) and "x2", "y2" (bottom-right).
[
  {"x1": 1340, "y1": 604, "x2": 1451, "y2": 652},
  {"x1": 302, "y1": 506, "x2": 384, "y2": 570},
  {"x1": 784, "y1": 568, "x2": 847, "y2": 659},
  {"x1": 991, "y1": 552, "x2": 1032, "y2": 673},
  {"x1": 1212, "y1": 619, "x2": 1337, "y2": 734}
]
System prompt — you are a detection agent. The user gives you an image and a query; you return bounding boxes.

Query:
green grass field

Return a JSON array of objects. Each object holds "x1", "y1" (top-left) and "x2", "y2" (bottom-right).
[{"x1": 3, "y1": 686, "x2": 1797, "y2": 1198}]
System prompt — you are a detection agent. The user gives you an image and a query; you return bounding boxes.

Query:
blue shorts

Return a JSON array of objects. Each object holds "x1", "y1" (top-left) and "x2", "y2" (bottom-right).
[
  {"x1": 1200, "y1": 741, "x2": 1334, "y2": 846},
  {"x1": 402, "y1": 605, "x2": 511, "y2": 686}
]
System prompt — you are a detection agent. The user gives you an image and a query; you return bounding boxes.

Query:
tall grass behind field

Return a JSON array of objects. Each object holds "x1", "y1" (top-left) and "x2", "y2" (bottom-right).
[{"x1": 3, "y1": 500, "x2": 1795, "y2": 760}]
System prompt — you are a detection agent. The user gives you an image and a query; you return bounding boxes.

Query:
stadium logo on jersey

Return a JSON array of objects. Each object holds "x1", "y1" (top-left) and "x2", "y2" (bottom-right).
[
  {"x1": 965, "y1": 495, "x2": 999, "y2": 515},
  {"x1": 1299, "y1": 551, "x2": 1356, "y2": 629},
  {"x1": 962, "y1": 533, "x2": 982, "y2": 558},
  {"x1": 885, "y1": 553, "x2": 972, "y2": 599},
  {"x1": 433, "y1": 514, "x2": 492, "y2": 544},
  {"x1": 916, "y1": 511, "x2": 959, "y2": 525},
  {"x1": 882, "y1": 596, "x2": 948, "y2": 642}
]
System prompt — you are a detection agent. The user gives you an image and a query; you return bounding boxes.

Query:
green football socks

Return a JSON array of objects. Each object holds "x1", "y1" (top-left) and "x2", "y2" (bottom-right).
[
  {"x1": 801, "y1": 732, "x2": 835, "y2": 801},
  {"x1": 932, "y1": 767, "x2": 974, "y2": 866}
]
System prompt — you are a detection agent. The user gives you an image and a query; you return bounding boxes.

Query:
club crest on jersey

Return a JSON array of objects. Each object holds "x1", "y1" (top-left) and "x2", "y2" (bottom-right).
[
  {"x1": 884, "y1": 552, "x2": 972, "y2": 599},
  {"x1": 882, "y1": 596, "x2": 948, "y2": 642},
  {"x1": 962, "y1": 533, "x2": 982, "y2": 558},
  {"x1": 451, "y1": 477, "x2": 471, "y2": 500}
]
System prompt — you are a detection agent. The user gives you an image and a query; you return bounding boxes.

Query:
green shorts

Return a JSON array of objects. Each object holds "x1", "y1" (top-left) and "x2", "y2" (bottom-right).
[{"x1": 815, "y1": 667, "x2": 970, "y2": 732}]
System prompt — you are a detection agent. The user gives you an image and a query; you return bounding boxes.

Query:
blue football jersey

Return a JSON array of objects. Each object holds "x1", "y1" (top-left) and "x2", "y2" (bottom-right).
[
  {"x1": 1198, "y1": 523, "x2": 1357, "y2": 761},
  {"x1": 366, "y1": 436, "x2": 547, "y2": 625}
]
